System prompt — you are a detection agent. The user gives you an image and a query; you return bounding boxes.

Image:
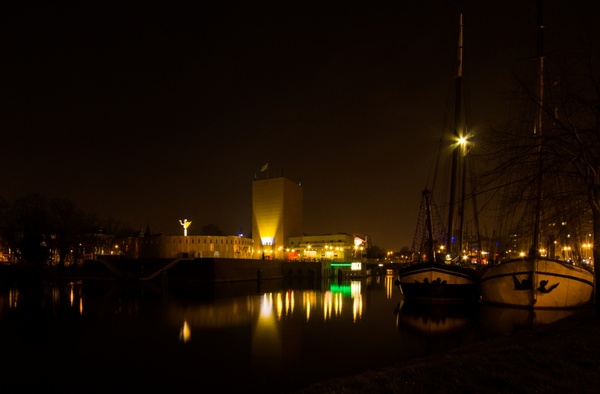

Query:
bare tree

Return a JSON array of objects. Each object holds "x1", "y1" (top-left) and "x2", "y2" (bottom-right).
[
  {"x1": 478, "y1": 32, "x2": 600, "y2": 311},
  {"x1": 547, "y1": 41, "x2": 600, "y2": 309}
]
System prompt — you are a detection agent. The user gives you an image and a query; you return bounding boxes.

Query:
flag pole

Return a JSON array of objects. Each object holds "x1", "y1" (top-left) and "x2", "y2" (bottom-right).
[{"x1": 261, "y1": 162, "x2": 269, "y2": 179}]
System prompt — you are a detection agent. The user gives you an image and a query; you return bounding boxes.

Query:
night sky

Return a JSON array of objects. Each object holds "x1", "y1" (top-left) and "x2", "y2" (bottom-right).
[{"x1": 2, "y1": 1, "x2": 598, "y2": 251}]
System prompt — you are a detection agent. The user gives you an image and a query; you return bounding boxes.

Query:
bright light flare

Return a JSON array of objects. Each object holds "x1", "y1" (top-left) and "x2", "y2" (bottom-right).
[{"x1": 452, "y1": 130, "x2": 475, "y2": 154}]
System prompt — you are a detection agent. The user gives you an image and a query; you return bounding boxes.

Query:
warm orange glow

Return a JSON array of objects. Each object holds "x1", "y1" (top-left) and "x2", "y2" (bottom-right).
[{"x1": 179, "y1": 320, "x2": 191, "y2": 342}]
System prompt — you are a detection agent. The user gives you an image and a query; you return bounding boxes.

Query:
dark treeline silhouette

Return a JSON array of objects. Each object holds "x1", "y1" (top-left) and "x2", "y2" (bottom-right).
[{"x1": 0, "y1": 193, "x2": 135, "y2": 269}]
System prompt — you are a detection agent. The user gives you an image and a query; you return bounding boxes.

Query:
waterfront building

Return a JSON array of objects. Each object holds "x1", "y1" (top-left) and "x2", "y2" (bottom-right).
[
  {"x1": 287, "y1": 233, "x2": 369, "y2": 262},
  {"x1": 117, "y1": 175, "x2": 368, "y2": 263},
  {"x1": 252, "y1": 176, "x2": 303, "y2": 260},
  {"x1": 133, "y1": 235, "x2": 254, "y2": 259}
]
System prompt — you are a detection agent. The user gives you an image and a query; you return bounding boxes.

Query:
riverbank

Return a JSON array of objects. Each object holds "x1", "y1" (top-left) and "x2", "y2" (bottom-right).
[{"x1": 293, "y1": 303, "x2": 600, "y2": 393}]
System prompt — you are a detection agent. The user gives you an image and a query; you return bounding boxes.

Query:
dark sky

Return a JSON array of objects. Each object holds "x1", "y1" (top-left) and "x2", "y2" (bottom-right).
[{"x1": 2, "y1": 1, "x2": 598, "y2": 251}]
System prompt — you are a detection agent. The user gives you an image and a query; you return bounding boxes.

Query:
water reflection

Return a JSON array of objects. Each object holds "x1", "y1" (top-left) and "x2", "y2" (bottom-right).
[
  {"x1": 395, "y1": 300, "x2": 577, "y2": 338},
  {"x1": 395, "y1": 300, "x2": 479, "y2": 336},
  {"x1": 393, "y1": 299, "x2": 485, "y2": 358},
  {"x1": 252, "y1": 293, "x2": 283, "y2": 376},
  {"x1": 179, "y1": 320, "x2": 191, "y2": 342},
  {"x1": 393, "y1": 298, "x2": 580, "y2": 364},
  {"x1": 0, "y1": 276, "x2": 580, "y2": 393},
  {"x1": 479, "y1": 304, "x2": 578, "y2": 335},
  {"x1": 163, "y1": 280, "x2": 367, "y2": 331}
]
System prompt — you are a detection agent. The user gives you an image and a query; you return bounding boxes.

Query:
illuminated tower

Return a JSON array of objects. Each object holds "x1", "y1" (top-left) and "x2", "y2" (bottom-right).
[{"x1": 252, "y1": 176, "x2": 303, "y2": 260}]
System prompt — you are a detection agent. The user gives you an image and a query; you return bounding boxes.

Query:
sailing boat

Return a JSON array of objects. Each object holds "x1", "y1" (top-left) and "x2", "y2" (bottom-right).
[
  {"x1": 397, "y1": 13, "x2": 479, "y2": 304},
  {"x1": 478, "y1": 2, "x2": 594, "y2": 309}
]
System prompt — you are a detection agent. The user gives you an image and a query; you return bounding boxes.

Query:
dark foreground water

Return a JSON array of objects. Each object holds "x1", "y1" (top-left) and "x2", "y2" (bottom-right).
[{"x1": 0, "y1": 275, "x2": 577, "y2": 393}]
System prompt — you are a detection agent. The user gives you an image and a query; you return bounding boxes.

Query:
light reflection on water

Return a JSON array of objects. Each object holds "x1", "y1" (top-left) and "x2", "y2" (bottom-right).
[{"x1": 0, "y1": 275, "x2": 577, "y2": 393}]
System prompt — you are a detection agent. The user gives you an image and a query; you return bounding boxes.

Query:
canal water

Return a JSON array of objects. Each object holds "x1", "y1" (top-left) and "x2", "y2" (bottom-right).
[{"x1": 0, "y1": 275, "x2": 576, "y2": 393}]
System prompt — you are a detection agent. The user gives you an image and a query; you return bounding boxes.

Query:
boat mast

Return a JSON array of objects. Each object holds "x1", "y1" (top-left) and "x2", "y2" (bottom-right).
[
  {"x1": 424, "y1": 189, "x2": 436, "y2": 262},
  {"x1": 530, "y1": 0, "x2": 544, "y2": 259},
  {"x1": 446, "y1": 13, "x2": 464, "y2": 258}
]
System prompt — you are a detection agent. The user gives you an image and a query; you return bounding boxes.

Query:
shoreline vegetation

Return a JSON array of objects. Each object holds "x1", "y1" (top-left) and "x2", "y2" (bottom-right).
[{"x1": 293, "y1": 303, "x2": 600, "y2": 393}]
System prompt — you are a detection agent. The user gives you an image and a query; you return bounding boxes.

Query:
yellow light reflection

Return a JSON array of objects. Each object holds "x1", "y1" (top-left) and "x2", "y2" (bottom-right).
[
  {"x1": 179, "y1": 320, "x2": 191, "y2": 343},
  {"x1": 353, "y1": 293, "x2": 363, "y2": 322},
  {"x1": 385, "y1": 275, "x2": 394, "y2": 299},
  {"x1": 287, "y1": 290, "x2": 295, "y2": 315},
  {"x1": 252, "y1": 292, "x2": 282, "y2": 374},
  {"x1": 303, "y1": 291, "x2": 315, "y2": 322},
  {"x1": 324, "y1": 291, "x2": 332, "y2": 320},
  {"x1": 261, "y1": 293, "x2": 274, "y2": 317},
  {"x1": 334, "y1": 293, "x2": 342, "y2": 316},
  {"x1": 276, "y1": 293, "x2": 283, "y2": 319},
  {"x1": 351, "y1": 281, "x2": 361, "y2": 296}
]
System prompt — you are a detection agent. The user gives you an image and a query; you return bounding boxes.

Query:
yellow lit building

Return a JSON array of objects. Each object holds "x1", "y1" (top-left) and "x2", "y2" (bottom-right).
[
  {"x1": 287, "y1": 233, "x2": 369, "y2": 262},
  {"x1": 252, "y1": 176, "x2": 303, "y2": 260},
  {"x1": 126, "y1": 175, "x2": 369, "y2": 263},
  {"x1": 133, "y1": 235, "x2": 253, "y2": 259}
]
